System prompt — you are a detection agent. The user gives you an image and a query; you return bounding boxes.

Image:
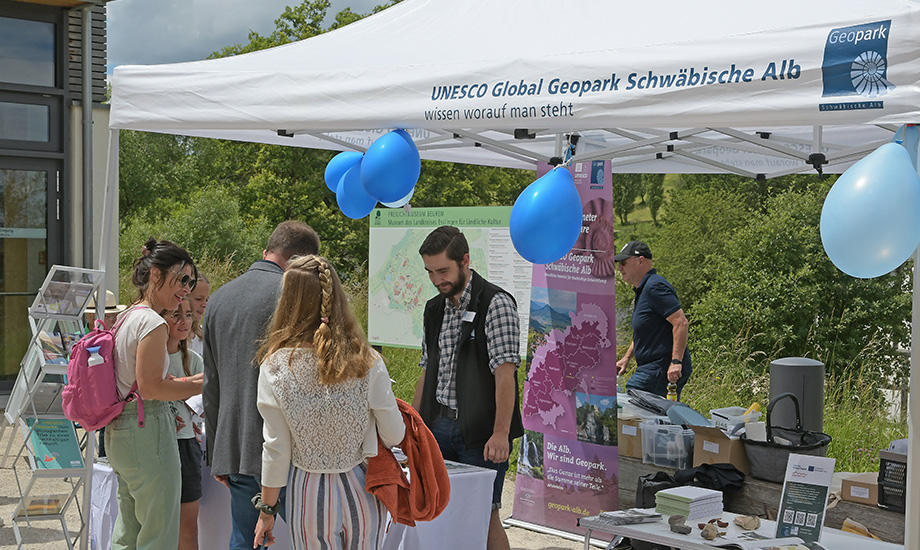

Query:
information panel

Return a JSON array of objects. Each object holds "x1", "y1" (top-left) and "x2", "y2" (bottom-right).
[{"x1": 368, "y1": 206, "x2": 532, "y2": 357}]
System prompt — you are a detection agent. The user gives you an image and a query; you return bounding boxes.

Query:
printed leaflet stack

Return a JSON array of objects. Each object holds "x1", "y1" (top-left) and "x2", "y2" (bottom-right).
[{"x1": 655, "y1": 486, "x2": 723, "y2": 520}]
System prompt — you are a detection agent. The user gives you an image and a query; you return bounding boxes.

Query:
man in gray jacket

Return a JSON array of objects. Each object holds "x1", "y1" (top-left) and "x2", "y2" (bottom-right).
[{"x1": 203, "y1": 220, "x2": 320, "y2": 550}]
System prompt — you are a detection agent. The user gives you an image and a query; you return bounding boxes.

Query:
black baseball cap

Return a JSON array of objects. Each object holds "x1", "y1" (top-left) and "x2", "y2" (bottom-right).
[{"x1": 614, "y1": 241, "x2": 652, "y2": 262}]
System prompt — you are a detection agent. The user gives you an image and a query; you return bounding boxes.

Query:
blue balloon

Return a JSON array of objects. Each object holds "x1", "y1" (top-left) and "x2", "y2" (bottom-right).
[
  {"x1": 361, "y1": 129, "x2": 421, "y2": 203},
  {"x1": 324, "y1": 151, "x2": 363, "y2": 192},
  {"x1": 381, "y1": 187, "x2": 414, "y2": 208},
  {"x1": 336, "y1": 161, "x2": 377, "y2": 219},
  {"x1": 510, "y1": 168, "x2": 583, "y2": 264},
  {"x1": 821, "y1": 142, "x2": 920, "y2": 278}
]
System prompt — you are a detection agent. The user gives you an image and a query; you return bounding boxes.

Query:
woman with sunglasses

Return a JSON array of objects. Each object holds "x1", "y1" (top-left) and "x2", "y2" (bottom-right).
[{"x1": 107, "y1": 238, "x2": 204, "y2": 550}]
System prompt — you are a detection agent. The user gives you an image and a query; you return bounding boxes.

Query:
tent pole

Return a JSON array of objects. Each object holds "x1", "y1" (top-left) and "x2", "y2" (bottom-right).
[
  {"x1": 98, "y1": 129, "x2": 119, "y2": 275},
  {"x1": 907, "y1": 130, "x2": 920, "y2": 550},
  {"x1": 812, "y1": 125, "x2": 822, "y2": 157}
]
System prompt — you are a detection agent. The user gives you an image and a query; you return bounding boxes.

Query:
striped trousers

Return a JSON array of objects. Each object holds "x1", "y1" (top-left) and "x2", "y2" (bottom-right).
[{"x1": 287, "y1": 462, "x2": 388, "y2": 550}]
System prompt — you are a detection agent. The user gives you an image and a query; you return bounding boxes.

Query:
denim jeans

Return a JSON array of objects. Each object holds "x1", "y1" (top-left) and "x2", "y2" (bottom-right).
[
  {"x1": 227, "y1": 473, "x2": 286, "y2": 550},
  {"x1": 430, "y1": 415, "x2": 508, "y2": 508},
  {"x1": 626, "y1": 359, "x2": 692, "y2": 399}
]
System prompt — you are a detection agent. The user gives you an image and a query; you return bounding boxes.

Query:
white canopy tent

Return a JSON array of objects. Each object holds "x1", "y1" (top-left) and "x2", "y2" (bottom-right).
[{"x1": 107, "y1": 0, "x2": 920, "y2": 546}]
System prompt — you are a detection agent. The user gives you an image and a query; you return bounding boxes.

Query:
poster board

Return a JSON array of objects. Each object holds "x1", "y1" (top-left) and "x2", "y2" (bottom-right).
[{"x1": 367, "y1": 206, "x2": 532, "y2": 357}]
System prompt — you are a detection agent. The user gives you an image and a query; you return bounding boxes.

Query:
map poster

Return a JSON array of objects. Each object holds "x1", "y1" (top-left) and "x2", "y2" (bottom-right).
[
  {"x1": 368, "y1": 206, "x2": 532, "y2": 357},
  {"x1": 511, "y1": 160, "x2": 619, "y2": 536}
]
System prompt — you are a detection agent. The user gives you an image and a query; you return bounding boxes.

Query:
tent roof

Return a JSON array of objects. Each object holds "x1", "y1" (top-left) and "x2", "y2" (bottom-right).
[{"x1": 109, "y1": 0, "x2": 920, "y2": 176}]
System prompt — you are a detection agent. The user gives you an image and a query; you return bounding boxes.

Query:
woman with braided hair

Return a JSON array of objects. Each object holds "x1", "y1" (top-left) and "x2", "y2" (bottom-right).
[{"x1": 253, "y1": 255, "x2": 405, "y2": 549}]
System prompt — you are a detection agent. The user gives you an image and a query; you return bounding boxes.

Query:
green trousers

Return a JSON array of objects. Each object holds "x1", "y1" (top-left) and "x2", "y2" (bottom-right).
[{"x1": 105, "y1": 399, "x2": 181, "y2": 550}]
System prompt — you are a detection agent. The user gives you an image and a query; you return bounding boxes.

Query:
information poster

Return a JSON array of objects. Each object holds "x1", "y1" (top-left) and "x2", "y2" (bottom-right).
[
  {"x1": 775, "y1": 454, "x2": 836, "y2": 542},
  {"x1": 368, "y1": 206, "x2": 532, "y2": 357},
  {"x1": 24, "y1": 417, "x2": 84, "y2": 470},
  {"x1": 511, "y1": 160, "x2": 619, "y2": 536}
]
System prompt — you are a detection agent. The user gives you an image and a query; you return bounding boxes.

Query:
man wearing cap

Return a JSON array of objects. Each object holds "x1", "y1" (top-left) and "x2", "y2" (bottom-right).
[{"x1": 615, "y1": 241, "x2": 692, "y2": 398}]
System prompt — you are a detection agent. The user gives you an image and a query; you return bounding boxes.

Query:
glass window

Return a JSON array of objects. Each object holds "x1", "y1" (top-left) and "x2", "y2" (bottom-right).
[
  {"x1": 0, "y1": 16, "x2": 56, "y2": 87},
  {"x1": 0, "y1": 101, "x2": 50, "y2": 142},
  {"x1": 1, "y1": 168, "x2": 49, "y2": 380}
]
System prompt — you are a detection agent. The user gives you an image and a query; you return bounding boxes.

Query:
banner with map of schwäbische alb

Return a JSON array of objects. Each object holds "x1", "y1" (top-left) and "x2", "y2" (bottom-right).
[
  {"x1": 367, "y1": 206, "x2": 532, "y2": 358},
  {"x1": 510, "y1": 160, "x2": 619, "y2": 537}
]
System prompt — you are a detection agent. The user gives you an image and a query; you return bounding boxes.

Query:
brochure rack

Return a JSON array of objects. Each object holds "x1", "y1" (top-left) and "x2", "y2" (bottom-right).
[{"x1": 2, "y1": 266, "x2": 105, "y2": 550}]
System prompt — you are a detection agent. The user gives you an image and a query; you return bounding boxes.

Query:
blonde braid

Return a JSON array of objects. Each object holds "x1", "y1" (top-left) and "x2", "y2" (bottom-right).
[
  {"x1": 318, "y1": 259, "x2": 333, "y2": 325},
  {"x1": 312, "y1": 257, "x2": 339, "y2": 382}
]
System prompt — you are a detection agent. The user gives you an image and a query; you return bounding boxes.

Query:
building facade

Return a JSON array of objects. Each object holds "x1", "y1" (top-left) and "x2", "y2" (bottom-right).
[{"x1": 1, "y1": 0, "x2": 114, "y2": 387}]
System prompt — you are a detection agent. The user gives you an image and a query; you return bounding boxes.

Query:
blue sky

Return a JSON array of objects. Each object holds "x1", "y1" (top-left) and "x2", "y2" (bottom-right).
[{"x1": 106, "y1": 0, "x2": 380, "y2": 73}]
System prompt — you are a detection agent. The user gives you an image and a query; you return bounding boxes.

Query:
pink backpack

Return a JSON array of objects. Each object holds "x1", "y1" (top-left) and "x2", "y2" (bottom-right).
[{"x1": 62, "y1": 306, "x2": 147, "y2": 431}]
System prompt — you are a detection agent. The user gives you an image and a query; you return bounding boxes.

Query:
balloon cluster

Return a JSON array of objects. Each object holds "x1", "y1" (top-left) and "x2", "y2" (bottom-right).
[
  {"x1": 821, "y1": 132, "x2": 920, "y2": 278},
  {"x1": 510, "y1": 167, "x2": 583, "y2": 264},
  {"x1": 324, "y1": 129, "x2": 421, "y2": 219}
]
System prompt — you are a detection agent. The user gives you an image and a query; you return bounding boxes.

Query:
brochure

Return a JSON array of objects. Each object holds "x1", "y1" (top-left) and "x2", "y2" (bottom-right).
[
  {"x1": 598, "y1": 508, "x2": 663, "y2": 525},
  {"x1": 14, "y1": 494, "x2": 68, "y2": 517},
  {"x1": 775, "y1": 454, "x2": 836, "y2": 542},
  {"x1": 35, "y1": 281, "x2": 93, "y2": 316},
  {"x1": 24, "y1": 417, "x2": 85, "y2": 470},
  {"x1": 38, "y1": 331, "x2": 68, "y2": 365}
]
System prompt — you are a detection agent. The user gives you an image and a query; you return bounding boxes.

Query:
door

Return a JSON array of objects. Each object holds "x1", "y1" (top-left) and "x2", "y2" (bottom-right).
[{"x1": 0, "y1": 158, "x2": 61, "y2": 381}]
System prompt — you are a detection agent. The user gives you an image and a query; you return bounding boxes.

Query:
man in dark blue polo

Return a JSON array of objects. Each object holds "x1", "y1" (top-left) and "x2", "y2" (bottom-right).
[{"x1": 614, "y1": 241, "x2": 692, "y2": 398}]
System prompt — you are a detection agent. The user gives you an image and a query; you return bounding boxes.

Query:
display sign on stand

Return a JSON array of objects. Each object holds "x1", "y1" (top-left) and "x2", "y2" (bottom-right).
[{"x1": 775, "y1": 454, "x2": 836, "y2": 542}]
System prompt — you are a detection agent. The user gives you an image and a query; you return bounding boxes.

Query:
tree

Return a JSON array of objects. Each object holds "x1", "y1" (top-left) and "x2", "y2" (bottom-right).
[
  {"x1": 690, "y1": 185, "x2": 911, "y2": 384},
  {"x1": 612, "y1": 174, "x2": 643, "y2": 225},
  {"x1": 643, "y1": 173, "x2": 665, "y2": 226},
  {"x1": 651, "y1": 186, "x2": 750, "y2": 311}
]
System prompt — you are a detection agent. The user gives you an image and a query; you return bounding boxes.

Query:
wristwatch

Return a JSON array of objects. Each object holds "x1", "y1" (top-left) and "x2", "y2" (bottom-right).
[
  {"x1": 252, "y1": 493, "x2": 282, "y2": 515},
  {"x1": 670, "y1": 358, "x2": 682, "y2": 365}
]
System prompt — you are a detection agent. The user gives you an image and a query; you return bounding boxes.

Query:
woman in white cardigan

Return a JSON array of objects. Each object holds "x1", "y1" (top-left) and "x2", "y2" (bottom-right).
[{"x1": 253, "y1": 255, "x2": 405, "y2": 550}]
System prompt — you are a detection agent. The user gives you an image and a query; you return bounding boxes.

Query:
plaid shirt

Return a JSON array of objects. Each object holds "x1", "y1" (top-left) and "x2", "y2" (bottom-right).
[{"x1": 419, "y1": 271, "x2": 520, "y2": 409}]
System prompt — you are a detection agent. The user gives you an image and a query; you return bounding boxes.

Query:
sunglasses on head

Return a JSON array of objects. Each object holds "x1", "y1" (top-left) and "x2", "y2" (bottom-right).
[{"x1": 169, "y1": 269, "x2": 198, "y2": 290}]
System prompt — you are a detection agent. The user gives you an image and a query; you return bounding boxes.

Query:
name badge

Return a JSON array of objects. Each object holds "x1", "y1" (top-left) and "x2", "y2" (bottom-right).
[{"x1": 462, "y1": 311, "x2": 476, "y2": 323}]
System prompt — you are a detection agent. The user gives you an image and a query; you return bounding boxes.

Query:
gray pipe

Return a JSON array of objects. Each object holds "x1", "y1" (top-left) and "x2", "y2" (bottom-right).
[{"x1": 82, "y1": 6, "x2": 93, "y2": 268}]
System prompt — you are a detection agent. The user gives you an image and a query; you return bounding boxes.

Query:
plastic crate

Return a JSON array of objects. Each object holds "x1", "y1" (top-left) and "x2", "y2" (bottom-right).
[
  {"x1": 709, "y1": 406, "x2": 761, "y2": 430},
  {"x1": 878, "y1": 450, "x2": 906, "y2": 513},
  {"x1": 639, "y1": 419, "x2": 694, "y2": 469}
]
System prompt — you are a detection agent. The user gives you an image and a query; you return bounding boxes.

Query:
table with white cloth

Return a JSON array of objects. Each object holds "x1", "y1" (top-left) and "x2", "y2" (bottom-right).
[
  {"x1": 92, "y1": 458, "x2": 495, "y2": 550},
  {"x1": 577, "y1": 510, "x2": 903, "y2": 550},
  {"x1": 381, "y1": 460, "x2": 496, "y2": 550}
]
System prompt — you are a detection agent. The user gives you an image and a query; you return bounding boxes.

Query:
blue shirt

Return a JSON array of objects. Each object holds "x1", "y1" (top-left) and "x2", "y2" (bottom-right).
[{"x1": 631, "y1": 268, "x2": 687, "y2": 366}]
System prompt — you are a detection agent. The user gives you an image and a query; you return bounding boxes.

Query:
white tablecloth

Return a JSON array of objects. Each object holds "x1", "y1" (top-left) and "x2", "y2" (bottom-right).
[
  {"x1": 91, "y1": 459, "x2": 495, "y2": 550},
  {"x1": 381, "y1": 461, "x2": 495, "y2": 550}
]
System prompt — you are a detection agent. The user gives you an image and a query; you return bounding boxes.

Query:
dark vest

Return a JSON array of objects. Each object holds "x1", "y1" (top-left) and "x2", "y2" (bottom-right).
[{"x1": 420, "y1": 271, "x2": 524, "y2": 449}]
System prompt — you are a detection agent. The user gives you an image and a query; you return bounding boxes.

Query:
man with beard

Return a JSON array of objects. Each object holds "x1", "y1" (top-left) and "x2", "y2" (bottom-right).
[{"x1": 412, "y1": 225, "x2": 523, "y2": 550}]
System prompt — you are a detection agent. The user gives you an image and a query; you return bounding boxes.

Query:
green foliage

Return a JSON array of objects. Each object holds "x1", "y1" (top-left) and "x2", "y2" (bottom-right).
[
  {"x1": 611, "y1": 174, "x2": 643, "y2": 225},
  {"x1": 210, "y1": 0, "x2": 331, "y2": 57},
  {"x1": 653, "y1": 186, "x2": 750, "y2": 310},
  {"x1": 118, "y1": 187, "x2": 267, "y2": 303},
  {"x1": 679, "y1": 336, "x2": 907, "y2": 473},
  {"x1": 691, "y1": 186, "x2": 911, "y2": 384},
  {"x1": 643, "y1": 174, "x2": 665, "y2": 226},
  {"x1": 119, "y1": 131, "x2": 198, "y2": 219}
]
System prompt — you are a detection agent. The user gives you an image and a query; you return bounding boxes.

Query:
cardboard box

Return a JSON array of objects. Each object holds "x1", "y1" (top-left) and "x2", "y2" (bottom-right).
[
  {"x1": 841, "y1": 472, "x2": 879, "y2": 506},
  {"x1": 689, "y1": 425, "x2": 750, "y2": 475},
  {"x1": 618, "y1": 417, "x2": 643, "y2": 458}
]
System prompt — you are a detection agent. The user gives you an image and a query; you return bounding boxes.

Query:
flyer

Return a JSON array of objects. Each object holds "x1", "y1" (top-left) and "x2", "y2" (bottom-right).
[{"x1": 775, "y1": 454, "x2": 836, "y2": 542}]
